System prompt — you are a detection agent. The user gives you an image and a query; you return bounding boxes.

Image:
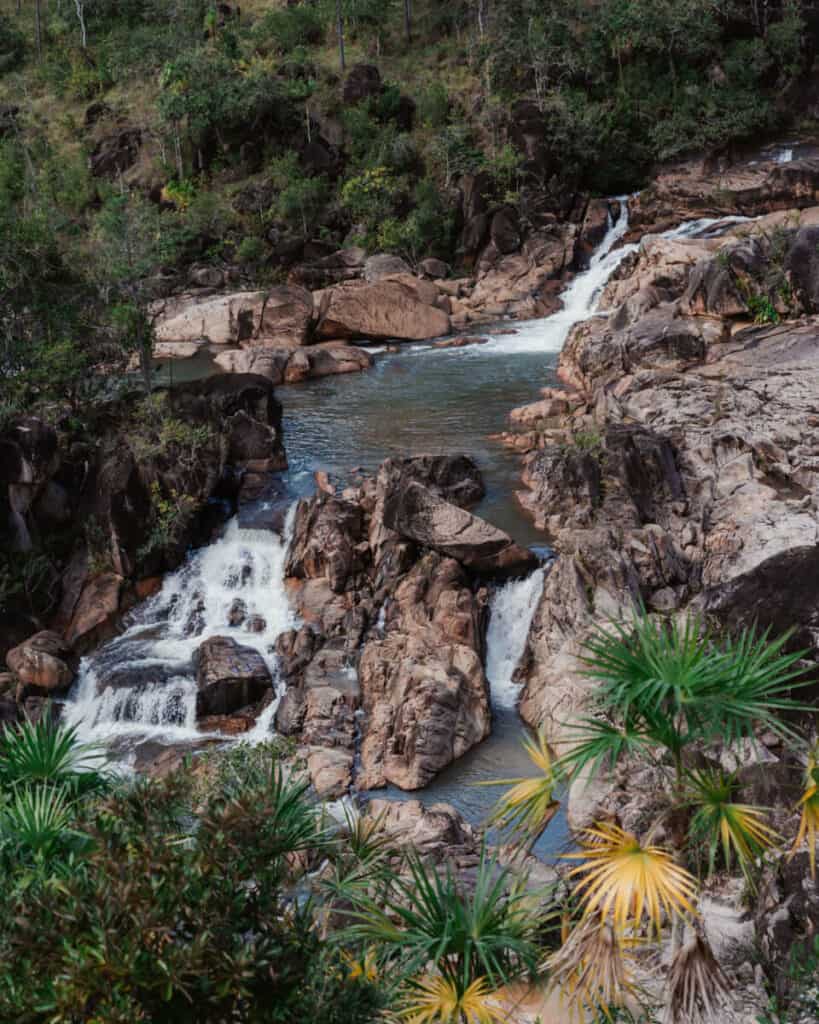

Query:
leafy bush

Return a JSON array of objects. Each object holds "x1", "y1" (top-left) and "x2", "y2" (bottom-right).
[
  {"x1": 256, "y1": 4, "x2": 325, "y2": 52},
  {"x1": 759, "y1": 935, "x2": 819, "y2": 1023},
  {"x1": 0, "y1": 20, "x2": 26, "y2": 75},
  {"x1": 268, "y1": 150, "x2": 328, "y2": 237},
  {"x1": 0, "y1": 765, "x2": 384, "y2": 1023},
  {"x1": 235, "y1": 233, "x2": 266, "y2": 264}
]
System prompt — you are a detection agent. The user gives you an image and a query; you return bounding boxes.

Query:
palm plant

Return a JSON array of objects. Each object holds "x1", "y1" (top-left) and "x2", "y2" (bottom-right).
[
  {"x1": 544, "y1": 915, "x2": 636, "y2": 1021},
  {"x1": 0, "y1": 719, "x2": 109, "y2": 793},
  {"x1": 0, "y1": 785, "x2": 91, "y2": 865},
  {"x1": 199, "y1": 764, "x2": 331, "y2": 869},
  {"x1": 565, "y1": 823, "x2": 698, "y2": 936},
  {"x1": 400, "y1": 974, "x2": 506, "y2": 1024},
  {"x1": 789, "y1": 742, "x2": 819, "y2": 878},
  {"x1": 478, "y1": 728, "x2": 561, "y2": 849},
  {"x1": 685, "y1": 768, "x2": 778, "y2": 879},
  {"x1": 666, "y1": 931, "x2": 731, "y2": 1024},
  {"x1": 563, "y1": 614, "x2": 809, "y2": 789},
  {"x1": 320, "y1": 807, "x2": 396, "y2": 930},
  {"x1": 344, "y1": 848, "x2": 546, "y2": 998}
]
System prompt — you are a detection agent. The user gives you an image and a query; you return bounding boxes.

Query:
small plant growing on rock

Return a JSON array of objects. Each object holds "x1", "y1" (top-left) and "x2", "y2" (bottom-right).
[{"x1": 137, "y1": 481, "x2": 200, "y2": 561}]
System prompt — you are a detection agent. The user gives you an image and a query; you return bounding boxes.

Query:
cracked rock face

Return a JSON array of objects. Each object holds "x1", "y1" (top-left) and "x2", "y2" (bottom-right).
[
  {"x1": 512, "y1": 215, "x2": 819, "y2": 745},
  {"x1": 276, "y1": 454, "x2": 497, "y2": 793}
]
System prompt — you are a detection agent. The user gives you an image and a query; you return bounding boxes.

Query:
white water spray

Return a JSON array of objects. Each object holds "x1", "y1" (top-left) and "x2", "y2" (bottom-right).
[
  {"x1": 481, "y1": 197, "x2": 637, "y2": 355},
  {"x1": 485, "y1": 567, "x2": 546, "y2": 709},
  {"x1": 64, "y1": 511, "x2": 298, "y2": 746}
]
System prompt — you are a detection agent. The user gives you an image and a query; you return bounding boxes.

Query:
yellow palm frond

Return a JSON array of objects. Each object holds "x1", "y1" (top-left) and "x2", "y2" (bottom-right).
[
  {"x1": 344, "y1": 947, "x2": 379, "y2": 983},
  {"x1": 565, "y1": 822, "x2": 698, "y2": 934},
  {"x1": 667, "y1": 932, "x2": 731, "y2": 1024},
  {"x1": 545, "y1": 915, "x2": 637, "y2": 1022},
  {"x1": 478, "y1": 728, "x2": 560, "y2": 843},
  {"x1": 401, "y1": 975, "x2": 506, "y2": 1024},
  {"x1": 789, "y1": 745, "x2": 819, "y2": 879}
]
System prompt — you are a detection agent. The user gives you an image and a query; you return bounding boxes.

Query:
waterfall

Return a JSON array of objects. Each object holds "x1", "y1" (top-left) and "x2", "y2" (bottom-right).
[
  {"x1": 485, "y1": 567, "x2": 546, "y2": 709},
  {"x1": 483, "y1": 197, "x2": 637, "y2": 355},
  {"x1": 63, "y1": 510, "x2": 298, "y2": 746}
]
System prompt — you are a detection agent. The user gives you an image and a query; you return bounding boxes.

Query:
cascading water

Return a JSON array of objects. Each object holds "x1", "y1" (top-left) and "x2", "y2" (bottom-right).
[
  {"x1": 485, "y1": 568, "x2": 546, "y2": 709},
  {"x1": 481, "y1": 197, "x2": 637, "y2": 355},
  {"x1": 63, "y1": 510, "x2": 298, "y2": 748}
]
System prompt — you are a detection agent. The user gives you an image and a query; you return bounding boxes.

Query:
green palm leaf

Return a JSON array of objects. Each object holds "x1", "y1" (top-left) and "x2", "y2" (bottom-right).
[
  {"x1": 343, "y1": 847, "x2": 546, "y2": 991},
  {"x1": 685, "y1": 768, "x2": 778, "y2": 878},
  {"x1": 0, "y1": 719, "x2": 109, "y2": 793}
]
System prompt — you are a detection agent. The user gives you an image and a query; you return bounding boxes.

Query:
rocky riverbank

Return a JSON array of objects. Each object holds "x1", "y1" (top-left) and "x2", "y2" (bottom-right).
[
  {"x1": 506, "y1": 202, "x2": 819, "y2": 750},
  {"x1": 0, "y1": 374, "x2": 286, "y2": 723}
]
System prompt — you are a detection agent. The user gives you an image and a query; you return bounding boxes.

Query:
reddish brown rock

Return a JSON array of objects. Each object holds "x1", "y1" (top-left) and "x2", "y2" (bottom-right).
[
  {"x1": 193, "y1": 636, "x2": 272, "y2": 717},
  {"x1": 65, "y1": 573, "x2": 123, "y2": 653},
  {"x1": 6, "y1": 631, "x2": 77, "y2": 698},
  {"x1": 315, "y1": 277, "x2": 450, "y2": 342}
]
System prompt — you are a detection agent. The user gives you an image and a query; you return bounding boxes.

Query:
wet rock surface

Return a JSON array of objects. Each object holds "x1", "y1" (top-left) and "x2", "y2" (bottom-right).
[{"x1": 194, "y1": 635, "x2": 273, "y2": 717}]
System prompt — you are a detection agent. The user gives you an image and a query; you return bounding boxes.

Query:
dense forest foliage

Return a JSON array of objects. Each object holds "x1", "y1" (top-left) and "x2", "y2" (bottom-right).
[{"x1": 0, "y1": 0, "x2": 817, "y2": 416}]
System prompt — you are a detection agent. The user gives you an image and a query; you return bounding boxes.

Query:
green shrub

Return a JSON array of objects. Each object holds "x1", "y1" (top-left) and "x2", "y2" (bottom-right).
[
  {"x1": 235, "y1": 233, "x2": 266, "y2": 264},
  {"x1": 0, "y1": 20, "x2": 26, "y2": 75},
  {"x1": 256, "y1": 4, "x2": 325, "y2": 52},
  {"x1": 417, "y1": 81, "x2": 450, "y2": 128},
  {"x1": 0, "y1": 766, "x2": 384, "y2": 1023}
]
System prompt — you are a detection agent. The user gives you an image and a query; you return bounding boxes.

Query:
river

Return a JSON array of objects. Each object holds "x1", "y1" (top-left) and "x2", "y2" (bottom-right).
[{"x1": 62, "y1": 200, "x2": 741, "y2": 860}]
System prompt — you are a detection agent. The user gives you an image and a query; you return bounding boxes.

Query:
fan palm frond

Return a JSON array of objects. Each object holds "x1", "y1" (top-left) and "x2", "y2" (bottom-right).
[
  {"x1": 667, "y1": 931, "x2": 731, "y2": 1024},
  {"x1": 558, "y1": 716, "x2": 654, "y2": 780},
  {"x1": 344, "y1": 847, "x2": 543, "y2": 989},
  {"x1": 0, "y1": 785, "x2": 90, "y2": 862},
  {"x1": 686, "y1": 768, "x2": 778, "y2": 877},
  {"x1": 401, "y1": 974, "x2": 506, "y2": 1024},
  {"x1": 544, "y1": 915, "x2": 636, "y2": 1022},
  {"x1": 478, "y1": 728, "x2": 561, "y2": 844},
  {"x1": 579, "y1": 614, "x2": 810, "y2": 766},
  {"x1": 0, "y1": 719, "x2": 109, "y2": 792},
  {"x1": 789, "y1": 744, "x2": 819, "y2": 879},
  {"x1": 565, "y1": 822, "x2": 698, "y2": 934}
]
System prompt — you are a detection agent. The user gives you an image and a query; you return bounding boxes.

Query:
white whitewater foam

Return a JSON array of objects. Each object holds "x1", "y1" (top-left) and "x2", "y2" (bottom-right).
[
  {"x1": 485, "y1": 568, "x2": 546, "y2": 709},
  {"x1": 479, "y1": 197, "x2": 637, "y2": 355},
  {"x1": 64, "y1": 509, "x2": 298, "y2": 745},
  {"x1": 478, "y1": 204, "x2": 757, "y2": 357},
  {"x1": 775, "y1": 147, "x2": 794, "y2": 164}
]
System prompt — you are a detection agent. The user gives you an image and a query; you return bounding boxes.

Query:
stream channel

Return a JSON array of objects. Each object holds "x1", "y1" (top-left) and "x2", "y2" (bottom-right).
[{"x1": 63, "y1": 202, "x2": 744, "y2": 860}]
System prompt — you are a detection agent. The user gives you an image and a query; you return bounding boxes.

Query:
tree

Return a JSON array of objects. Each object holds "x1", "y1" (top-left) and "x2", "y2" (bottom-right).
[
  {"x1": 336, "y1": 0, "x2": 346, "y2": 69},
  {"x1": 268, "y1": 151, "x2": 328, "y2": 238},
  {"x1": 91, "y1": 193, "x2": 171, "y2": 391}
]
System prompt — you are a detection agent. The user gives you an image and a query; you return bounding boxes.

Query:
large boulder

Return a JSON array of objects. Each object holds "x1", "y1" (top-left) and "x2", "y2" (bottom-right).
[
  {"x1": 6, "y1": 631, "x2": 77, "y2": 698},
  {"x1": 343, "y1": 64, "x2": 382, "y2": 105},
  {"x1": 364, "y1": 253, "x2": 412, "y2": 282},
  {"x1": 213, "y1": 342, "x2": 372, "y2": 382},
  {"x1": 89, "y1": 129, "x2": 142, "y2": 177},
  {"x1": 383, "y1": 480, "x2": 536, "y2": 577},
  {"x1": 152, "y1": 286, "x2": 314, "y2": 351},
  {"x1": 289, "y1": 247, "x2": 367, "y2": 289},
  {"x1": 315, "y1": 277, "x2": 450, "y2": 342},
  {"x1": 287, "y1": 496, "x2": 366, "y2": 594},
  {"x1": 64, "y1": 572, "x2": 124, "y2": 653},
  {"x1": 358, "y1": 552, "x2": 491, "y2": 790},
  {"x1": 366, "y1": 798, "x2": 480, "y2": 865},
  {"x1": 193, "y1": 635, "x2": 272, "y2": 717}
]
